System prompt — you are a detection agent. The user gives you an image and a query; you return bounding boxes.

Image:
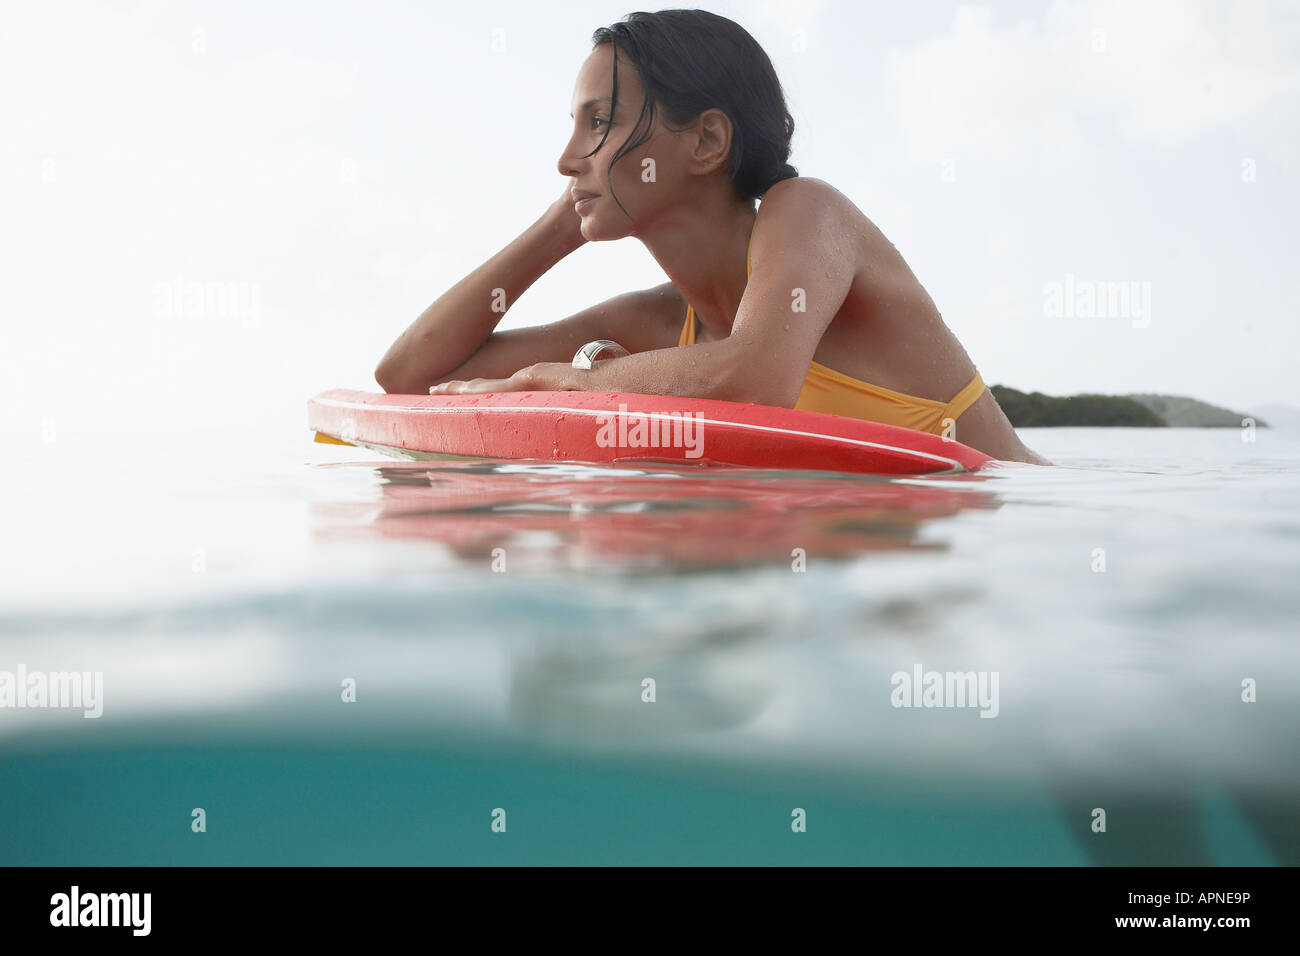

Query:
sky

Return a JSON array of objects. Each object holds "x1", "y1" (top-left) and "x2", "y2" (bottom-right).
[{"x1": 2, "y1": 0, "x2": 1297, "y2": 445}]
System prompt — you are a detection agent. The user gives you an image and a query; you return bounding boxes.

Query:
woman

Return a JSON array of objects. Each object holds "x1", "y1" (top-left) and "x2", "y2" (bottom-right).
[{"x1": 376, "y1": 10, "x2": 1049, "y2": 465}]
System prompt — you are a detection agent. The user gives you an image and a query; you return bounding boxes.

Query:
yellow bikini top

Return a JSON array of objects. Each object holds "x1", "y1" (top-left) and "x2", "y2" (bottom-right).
[{"x1": 677, "y1": 226, "x2": 986, "y2": 435}]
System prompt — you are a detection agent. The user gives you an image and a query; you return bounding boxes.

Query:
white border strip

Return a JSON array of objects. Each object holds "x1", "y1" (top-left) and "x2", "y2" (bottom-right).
[{"x1": 310, "y1": 395, "x2": 966, "y2": 471}]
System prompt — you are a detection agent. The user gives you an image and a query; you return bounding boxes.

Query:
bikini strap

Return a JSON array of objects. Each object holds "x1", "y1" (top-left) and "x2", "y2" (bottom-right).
[{"x1": 945, "y1": 370, "x2": 987, "y2": 420}]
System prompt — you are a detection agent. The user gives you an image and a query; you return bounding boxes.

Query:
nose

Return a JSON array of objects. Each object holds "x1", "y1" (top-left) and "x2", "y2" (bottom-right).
[
  {"x1": 557, "y1": 152, "x2": 581, "y2": 180},
  {"x1": 557, "y1": 128, "x2": 589, "y2": 180}
]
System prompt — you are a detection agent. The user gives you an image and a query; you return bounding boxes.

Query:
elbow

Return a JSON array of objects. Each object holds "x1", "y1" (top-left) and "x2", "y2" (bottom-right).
[
  {"x1": 733, "y1": 375, "x2": 802, "y2": 409},
  {"x1": 704, "y1": 346, "x2": 802, "y2": 408},
  {"x1": 374, "y1": 363, "x2": 416, "y2": 395},
  {"x1": 709, "y1": 381, "x2": 777, "y2": 407}
]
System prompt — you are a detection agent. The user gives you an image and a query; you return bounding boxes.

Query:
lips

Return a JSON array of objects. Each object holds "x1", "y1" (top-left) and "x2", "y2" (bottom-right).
[{"x1": 571, "y1": 189, "x2": 599, "y2": 203}]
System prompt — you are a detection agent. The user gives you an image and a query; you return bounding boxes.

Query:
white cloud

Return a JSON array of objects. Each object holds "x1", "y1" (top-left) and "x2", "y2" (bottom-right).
[{"x1": 886, "y1": 0, "x2": 1300, "y2": 163}]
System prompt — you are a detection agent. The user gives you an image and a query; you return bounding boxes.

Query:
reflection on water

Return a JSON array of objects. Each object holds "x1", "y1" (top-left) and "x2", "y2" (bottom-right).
[
  {"x1": 309, "y1": 459, "x2": 1003, "y2": 572},
  {"x1": 303, "y1": 458, "x2": 1005, "y2": 752}
]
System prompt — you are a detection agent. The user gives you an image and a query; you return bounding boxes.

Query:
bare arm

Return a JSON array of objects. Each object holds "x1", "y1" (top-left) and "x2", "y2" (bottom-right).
[
  {"x1": 506, "y1": 340, "x2": 752, "y2": 402},
  {"x1": 374, "y1": 190, "x2": 588, "y2": 394},
  {"x1": 485, "y1": 179, "x2": 856, "y2": 406}
]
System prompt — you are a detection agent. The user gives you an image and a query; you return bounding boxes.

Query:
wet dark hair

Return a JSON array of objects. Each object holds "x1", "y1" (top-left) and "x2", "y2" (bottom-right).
[{"x1": 584, "y1": 9, "x2": 798, "y2": 215}]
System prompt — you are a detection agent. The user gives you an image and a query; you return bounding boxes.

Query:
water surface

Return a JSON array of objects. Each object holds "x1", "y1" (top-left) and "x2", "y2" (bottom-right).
[{"x1": 2, "y1": 424, "x2": 1296, "y2": 864}]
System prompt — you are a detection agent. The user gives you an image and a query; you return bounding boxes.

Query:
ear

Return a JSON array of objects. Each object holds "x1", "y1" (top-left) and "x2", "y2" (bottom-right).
[{"x1": 690, "y1": 107, "x2": 735, "y2": 176}]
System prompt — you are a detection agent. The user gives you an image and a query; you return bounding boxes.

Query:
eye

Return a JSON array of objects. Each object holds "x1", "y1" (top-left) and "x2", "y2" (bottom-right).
[{"x1": 591, "y1": 116, "x2": 609, "y2": 131}]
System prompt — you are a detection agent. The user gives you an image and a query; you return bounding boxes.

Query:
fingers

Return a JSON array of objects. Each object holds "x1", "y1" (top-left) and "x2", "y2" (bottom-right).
[
  {"x1": 429, "y1": 379, "x2": 511, "y2": 395},
  {"x1": 429, "y1": 380, "x2": 468, "y2": 394}
]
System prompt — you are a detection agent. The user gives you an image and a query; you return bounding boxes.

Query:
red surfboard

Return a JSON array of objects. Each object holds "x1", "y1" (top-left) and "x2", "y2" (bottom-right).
[{"x1": 307, "y1": 389, "x2": 994, "y2": 476}]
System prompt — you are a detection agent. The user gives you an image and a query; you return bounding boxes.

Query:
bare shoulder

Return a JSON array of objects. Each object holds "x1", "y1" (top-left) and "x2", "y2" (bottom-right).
[
  {"x1": 754, "y1": 177, "x2": 867, "y2": 252},
  {"x1": 643, "y1": 276, "x2": 685, "y2": 324},
  {"x1": 759, "y1": 177, "x2": 860, "y2": 225},
  {"x1": 627, "y1": 280, "x2": 688, "y2": 350},
  {"x1": 750, "y1": 177, "x2": 864, "y2": 276},
  {"x1": 514, "y1": 281, "x2": 685, "y2": 358},
  {"x1": 644, "y1": 278, "x2": 685, "y2": 312},
  {"x1": 766, "y1": 178, "x2": 924, "y2": 294}
]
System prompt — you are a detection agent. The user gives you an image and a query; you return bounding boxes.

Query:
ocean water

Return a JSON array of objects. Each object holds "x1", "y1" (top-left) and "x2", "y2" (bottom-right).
[{"x1": 1, "y1": 422, "x2": 1297, "y2": 865}]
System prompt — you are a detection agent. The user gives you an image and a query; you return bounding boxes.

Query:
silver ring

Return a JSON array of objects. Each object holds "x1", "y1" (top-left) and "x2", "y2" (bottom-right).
[{"x1": 571, "y1": 339, "x2": 630, "y2": 370}]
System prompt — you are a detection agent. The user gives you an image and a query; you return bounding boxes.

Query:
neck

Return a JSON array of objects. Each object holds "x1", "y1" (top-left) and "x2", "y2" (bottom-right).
[{"x1": 636, "y1": 193, "x2": 756, "y2": 339}]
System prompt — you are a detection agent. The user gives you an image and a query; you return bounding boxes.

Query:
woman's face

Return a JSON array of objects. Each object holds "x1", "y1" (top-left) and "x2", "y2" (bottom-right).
[{"x1": 558, "y1": 44, "x2": 689, "y2": 239}]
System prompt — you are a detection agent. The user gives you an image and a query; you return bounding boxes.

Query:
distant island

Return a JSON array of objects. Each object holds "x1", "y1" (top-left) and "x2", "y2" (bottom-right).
[{"x1": 991, "y1": 386, "x2": 1269, "y2": 428}]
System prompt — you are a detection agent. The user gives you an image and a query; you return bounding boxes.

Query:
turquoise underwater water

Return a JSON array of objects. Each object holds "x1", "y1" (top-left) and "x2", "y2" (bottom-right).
[{"x1": 1, "y1": 423, "x2": 1297, "y2": 865}]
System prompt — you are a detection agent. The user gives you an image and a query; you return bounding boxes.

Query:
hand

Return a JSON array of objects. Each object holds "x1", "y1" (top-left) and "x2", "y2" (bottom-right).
[
  {"x1": 545, "y1": 183, "x2": 589, "y2": 250},
  {"x1": 428, "y1": 376, "x2": 519, "y2": 395},
  {"x1": 428, "y1": 363, "x2": 577, "y2": 395}
]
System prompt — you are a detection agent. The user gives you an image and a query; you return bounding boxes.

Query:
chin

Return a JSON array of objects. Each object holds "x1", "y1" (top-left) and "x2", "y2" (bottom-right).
[{"x1": 580, "y1": 216, "x2": 633, "y2": 242}]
